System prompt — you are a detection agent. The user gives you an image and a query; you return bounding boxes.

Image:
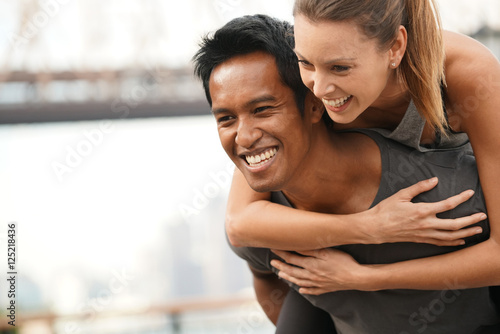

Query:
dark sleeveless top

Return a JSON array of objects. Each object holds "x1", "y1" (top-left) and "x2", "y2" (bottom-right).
[
  {"x1": 229, "y1": 129, "x2": 499, "y2": 333},
  {"x1": 369, "y1": 100, "x2": 471, "y2": 152}
]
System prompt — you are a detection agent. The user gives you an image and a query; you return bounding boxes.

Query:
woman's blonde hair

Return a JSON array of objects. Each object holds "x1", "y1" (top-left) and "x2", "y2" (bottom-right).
[{"x1": 293, "y1": 0, "x2": 447, "y2": 133}]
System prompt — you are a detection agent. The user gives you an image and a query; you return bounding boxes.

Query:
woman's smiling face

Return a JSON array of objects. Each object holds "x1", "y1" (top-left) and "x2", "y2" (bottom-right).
[{"x1": 293, "y1": 14, "x2": 396, "y2": 124}]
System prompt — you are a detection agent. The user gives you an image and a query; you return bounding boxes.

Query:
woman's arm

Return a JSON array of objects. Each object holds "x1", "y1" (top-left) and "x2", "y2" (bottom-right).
[
  {"x1": 375, "y1": 31, "x2": 500, "y2": 290},
  {"x1": 270, "y1": 237, "x2": 500, "y2": 293},
  {"x1": 227, "y1": 168, "x2": 485, "y2": 250},
  {"x1": 269, "y1": 31, "x2": 500, "y2": 292}
]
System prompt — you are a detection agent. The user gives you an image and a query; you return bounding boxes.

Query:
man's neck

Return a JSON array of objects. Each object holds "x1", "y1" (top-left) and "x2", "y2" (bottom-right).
[{"x1": 281, "y1": 129, "x2": 381, "y2": 215}]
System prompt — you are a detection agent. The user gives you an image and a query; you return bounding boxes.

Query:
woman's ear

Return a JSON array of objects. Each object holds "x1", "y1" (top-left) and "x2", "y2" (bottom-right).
[{"x1": 389, "y1": 25, "x2": 407, "y2": 67}]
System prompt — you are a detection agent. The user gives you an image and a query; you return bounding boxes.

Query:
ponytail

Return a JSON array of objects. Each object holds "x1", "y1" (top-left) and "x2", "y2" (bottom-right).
[{"x1": 399, "y1": 0, "x2": 447, "y2": 133}]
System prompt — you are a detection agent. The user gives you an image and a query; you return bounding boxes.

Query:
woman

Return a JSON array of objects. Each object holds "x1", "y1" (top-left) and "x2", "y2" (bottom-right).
[{"x1": 225, "y1": 0, "x2": 500, "y2": 330}]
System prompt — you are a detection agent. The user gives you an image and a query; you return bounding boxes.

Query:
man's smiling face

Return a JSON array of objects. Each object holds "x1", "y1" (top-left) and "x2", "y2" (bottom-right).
[{"x1": 209, "y1": 51, "x2": 315, "y2": 193}]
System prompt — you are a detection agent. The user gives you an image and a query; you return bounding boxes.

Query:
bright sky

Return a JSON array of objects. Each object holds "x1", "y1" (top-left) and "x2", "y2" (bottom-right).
[
  {"x1": 0, "y1": 0, "x2": 498, "y2": 72},
  {"x1": 0, "y1": 0, "x2": 295, "y2": 71}
]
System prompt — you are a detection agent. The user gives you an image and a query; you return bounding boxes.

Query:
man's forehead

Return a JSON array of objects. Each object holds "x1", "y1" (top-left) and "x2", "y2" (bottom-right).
[
  {"x1": 209, "y1": 52, "x2": 286, "y2": 109},
  {"x1": 211, "y1": 52, "x2": 277, "y2": 84}
]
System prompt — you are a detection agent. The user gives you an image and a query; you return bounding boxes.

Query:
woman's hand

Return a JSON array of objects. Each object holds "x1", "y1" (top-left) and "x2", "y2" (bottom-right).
[
  {"x1": 270, "y1": 248, "x2": 371, "y2": 294},
  {"x1": 363, "y1": 177, "x2": 486, "y2": 246}
]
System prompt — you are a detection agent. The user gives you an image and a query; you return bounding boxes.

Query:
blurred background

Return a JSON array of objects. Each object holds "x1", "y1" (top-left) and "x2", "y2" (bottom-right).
[{"x1": 0, "y1": 0, "x2": 498, "y2": 333}]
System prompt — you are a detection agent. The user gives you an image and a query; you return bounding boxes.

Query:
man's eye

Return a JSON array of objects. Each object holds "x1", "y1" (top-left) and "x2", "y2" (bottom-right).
[
  {"x1": 255, "y1": 106, "x2": 272, "y2": 113},
  {"x1": 217, "y1": 115, "x2": 234, "y2": 123}
]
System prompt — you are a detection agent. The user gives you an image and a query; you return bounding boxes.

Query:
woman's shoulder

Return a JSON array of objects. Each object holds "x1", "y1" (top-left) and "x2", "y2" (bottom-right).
[
  {"x1": 444, "y1": 30, "x2": 498, "y2": 75},
  {"x1": 442, "y1": 30, "x2": 500, "y2": 131},
  {"x1": 444, "y1": 30, "x2": 493, "y2": 49},
  {"x1": 444, "y1": 30, "x2": 497, "y2": 72}
]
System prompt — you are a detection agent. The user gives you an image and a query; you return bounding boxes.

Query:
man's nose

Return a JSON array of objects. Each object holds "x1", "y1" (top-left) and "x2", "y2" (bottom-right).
[{"x1": 235, "y1": 118, "x2": 262, "y2": 149}]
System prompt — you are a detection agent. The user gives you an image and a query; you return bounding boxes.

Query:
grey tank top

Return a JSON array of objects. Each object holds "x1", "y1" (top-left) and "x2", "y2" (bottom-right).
[
  {"x1": 370, "y1": 100, "x2": 471, "y2": 152},
  {"x1": 228, "y1": 129, "x2": 499, "y2": 333}
]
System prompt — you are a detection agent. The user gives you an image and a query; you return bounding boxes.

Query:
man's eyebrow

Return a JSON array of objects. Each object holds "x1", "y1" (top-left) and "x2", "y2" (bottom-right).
[
  {"x1": 245, "y1": 95, "x2": 277, "y2": 107},
  {"x1": 211, "y1": 95, "x2": 278, "y2": 115},
  {"x1": 211, "y1": 107, "x2": 229, "y2": 116}
]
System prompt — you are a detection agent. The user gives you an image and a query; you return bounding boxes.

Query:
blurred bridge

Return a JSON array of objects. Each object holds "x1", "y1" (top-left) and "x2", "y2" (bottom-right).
[
  {"x1": 0, "y1": 67, "x2": 208, "y2": 124},
  {"x1": 0, "y1": 0, "x2": 498, "y2": 124},
  {"x1": 0, "y1": 0, "x2": 231, "y2": 124}
]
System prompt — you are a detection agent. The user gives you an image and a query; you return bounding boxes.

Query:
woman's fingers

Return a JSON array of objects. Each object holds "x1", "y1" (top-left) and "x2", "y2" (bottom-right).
[
  {"x1": 270, "y1": 248, "x2": 362, "y2": 293},
  {"x1": 422, "y1": 189, "x2": 477, "y2": 216},
  {"x1": 298, "y1": 287, "x2": 326, "y2": 295},
  {"x1": 435, "y1": 212, "x2": 487, "y2": 231},
  {"x1": 393, "y1": 178, "x2": 478, "y2": 217},
  {"x1": 395, "y1": 177, "x2": 439, "y2": 200},
  {"x1": 271, "y1": 259, "x2": 314, "y2": 284},
  {"x1": 413, "y1": 220, "x2": 485, "y2": 246},
  {"x1": 410, "y1": 211, "x2": 486, "y2": 245},
  {"x1": 372, "y1": 179, "x2": 486, "y2": 245}
]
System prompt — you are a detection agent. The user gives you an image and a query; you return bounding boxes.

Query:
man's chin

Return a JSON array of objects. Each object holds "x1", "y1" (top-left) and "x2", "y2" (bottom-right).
[
  {"x1": 235, "y1": 165, "x2": 281, "y2": 193},
  {"x1": 247, "y1": 180, "x2": 279, "y2": 193}
]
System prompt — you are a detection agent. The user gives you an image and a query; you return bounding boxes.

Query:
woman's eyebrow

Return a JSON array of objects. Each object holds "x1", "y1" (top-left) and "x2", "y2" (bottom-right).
[{"x1": 294, "y1": 50, "x2": 356, "y2": 64}]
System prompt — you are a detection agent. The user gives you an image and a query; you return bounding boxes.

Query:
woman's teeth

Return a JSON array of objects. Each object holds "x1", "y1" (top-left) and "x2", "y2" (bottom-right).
[
  {"x1": 323, "y1": 95, "x2": 352, "y2": 108},
  {"x1": 245, "y1": 148, "x2": 277, "y2": 166}
]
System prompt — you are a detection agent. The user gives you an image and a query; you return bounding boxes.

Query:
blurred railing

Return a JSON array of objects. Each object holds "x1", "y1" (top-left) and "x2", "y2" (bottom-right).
[{"x1": 1, "y1": 293, "x2": 266, "y2": 334}]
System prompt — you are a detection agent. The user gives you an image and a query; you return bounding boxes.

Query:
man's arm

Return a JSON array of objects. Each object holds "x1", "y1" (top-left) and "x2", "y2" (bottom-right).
[{"x1": 249, "y1": 265, "x2": 289, "y2": 325}]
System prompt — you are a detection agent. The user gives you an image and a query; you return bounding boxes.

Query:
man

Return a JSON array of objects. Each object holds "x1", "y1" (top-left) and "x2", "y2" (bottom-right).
[{"x1": 192, "y1": 14, "x2": 499, "y2": 333}]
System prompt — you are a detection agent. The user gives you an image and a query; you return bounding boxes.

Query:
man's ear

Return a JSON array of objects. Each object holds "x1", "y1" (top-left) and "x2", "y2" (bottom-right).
[{"x1": 305, "y1": 92, "x2": 325, "y2": 124}]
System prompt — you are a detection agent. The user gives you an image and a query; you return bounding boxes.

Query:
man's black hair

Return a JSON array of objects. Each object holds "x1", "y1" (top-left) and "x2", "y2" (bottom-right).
[{"x1": 192, "y1": 14, "x2": 309, "y2": 113}]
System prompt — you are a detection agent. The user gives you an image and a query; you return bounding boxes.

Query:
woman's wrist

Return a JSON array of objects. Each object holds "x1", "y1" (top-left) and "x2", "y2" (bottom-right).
[
  {"x1": 350, "y1": 208, "x2": 381, "y2": 245},
  {"x1": 323, "y1": 210, "x2": 373, "y2": 247},
  {"x1": 356, "y1": 264, "x2": 390, "y2": 291}
]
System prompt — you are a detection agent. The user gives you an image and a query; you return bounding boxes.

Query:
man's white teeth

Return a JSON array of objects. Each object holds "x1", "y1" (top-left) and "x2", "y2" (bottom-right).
[
  {"x1": 323, "y1": 95, "x2": 352, "y2": 108},
  {"x1": 246, "y1": 148, "x2": 277, "y2": 166}
]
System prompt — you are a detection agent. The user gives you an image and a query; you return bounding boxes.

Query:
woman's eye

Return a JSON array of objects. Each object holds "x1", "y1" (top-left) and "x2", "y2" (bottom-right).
[
  {"x1": 332, "y1": 65, "x2": 350, "y2": 72},
  {"x1": 298, "y1": 60, "x2": 312, "y2": 67}
]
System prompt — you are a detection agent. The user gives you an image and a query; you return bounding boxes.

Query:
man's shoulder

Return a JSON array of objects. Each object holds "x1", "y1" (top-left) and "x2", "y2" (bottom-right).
[{"x1": 228, "y1": 243, "x2": 273, "y2": 273}]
